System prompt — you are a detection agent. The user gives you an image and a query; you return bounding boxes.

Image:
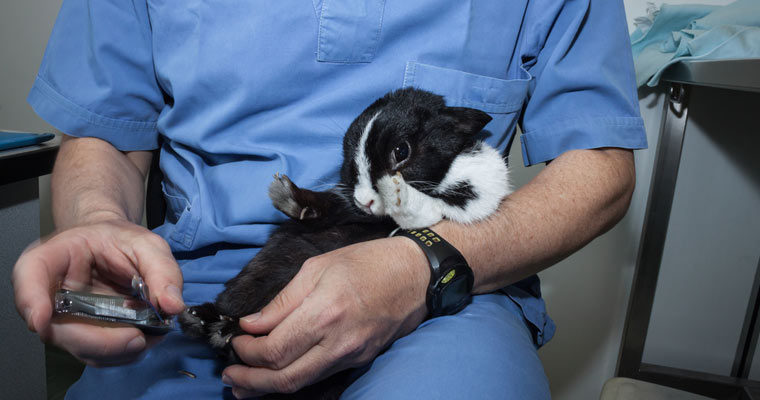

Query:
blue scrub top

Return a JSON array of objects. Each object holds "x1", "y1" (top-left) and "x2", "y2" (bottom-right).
[{"x1": 29, "y1": 0, "x2": 646, "y2": 396}]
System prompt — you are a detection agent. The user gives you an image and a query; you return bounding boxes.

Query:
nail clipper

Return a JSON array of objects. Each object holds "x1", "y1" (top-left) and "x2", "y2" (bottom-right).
[{"x1": 53, "y1": 275, "x2": 174, "y2": 335}]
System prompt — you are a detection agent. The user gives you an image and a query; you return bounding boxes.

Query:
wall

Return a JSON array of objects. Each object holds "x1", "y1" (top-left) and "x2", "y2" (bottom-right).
[
  {"x1": 0, "y1": 0, "x2": 61, "y2": 235},
  {"x1": 1, "y1": 1, "x2": 750, "y2": 399}
]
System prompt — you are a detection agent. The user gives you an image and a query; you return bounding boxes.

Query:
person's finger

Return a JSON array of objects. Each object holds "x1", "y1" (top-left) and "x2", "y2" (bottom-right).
[
  {"x1": 12, "y1": 235, "x2": 94, "y2": 333},
  {"x1": 231, "y1": 304, "x2": 324, "y2": 370},
  {"x1": 223, "y1": 343, "x2": 336, "y2": 396},
  {"x1": 230, "y1": 387, "x2": 262, "y2": 400},
  {"x1": 239, "y1": 260, "x2": 321, "y2": 335},
  {"x1": 126, "y1": 232, "x2": 185, "y2": 314},
  {"x1": 40, "y1": 319, "x2": 148, "y2": 366}
]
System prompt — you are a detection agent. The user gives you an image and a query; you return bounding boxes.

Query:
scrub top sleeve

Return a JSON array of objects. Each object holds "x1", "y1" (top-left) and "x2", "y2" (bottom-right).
[
  {"x1": 27, "y1": 0, "x2": 164, "y2": 151},
  {"x1": 518, "y1": 0, "x2": 647, "y2": 166}
]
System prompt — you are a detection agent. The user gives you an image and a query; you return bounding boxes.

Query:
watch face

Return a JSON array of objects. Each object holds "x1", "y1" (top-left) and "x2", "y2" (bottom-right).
[{"x1": 440, "y1": 274, "x2": 472, "y2": 313}]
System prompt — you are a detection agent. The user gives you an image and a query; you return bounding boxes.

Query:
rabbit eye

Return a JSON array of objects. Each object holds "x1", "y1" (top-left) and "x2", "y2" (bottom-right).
[{"x1": 391, "y1": 141, "x2": 411, "y2": 169}]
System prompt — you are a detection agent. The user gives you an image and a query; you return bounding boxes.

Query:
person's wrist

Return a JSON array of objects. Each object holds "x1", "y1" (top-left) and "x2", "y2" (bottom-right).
[
  {"x1": 388, "y1": 236, "x2": 429, "y2": 315},
  {"x1": 70, "y1": 209, "x2": 131, "y2": 228},
  {"x1": 432, "y1": 221, "x2": 479, "y2": 288}
]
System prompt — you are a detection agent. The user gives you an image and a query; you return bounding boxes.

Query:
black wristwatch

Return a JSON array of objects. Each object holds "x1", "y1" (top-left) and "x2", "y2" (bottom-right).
[{"x1": 392, "y1": 227, "x2": 474, "y2": 318}]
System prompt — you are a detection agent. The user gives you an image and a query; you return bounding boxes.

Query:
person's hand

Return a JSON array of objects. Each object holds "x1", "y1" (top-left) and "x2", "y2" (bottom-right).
[
  {"x1": 12, "y1": 218, "x2": 185, "y2": 367},
  {"x1": 222, "y1": 237, "x2": 430, "y2": 398}
]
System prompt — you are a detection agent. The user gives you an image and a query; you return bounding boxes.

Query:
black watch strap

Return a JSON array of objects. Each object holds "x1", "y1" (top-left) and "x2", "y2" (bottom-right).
[{"x1": 392, "y1": 227, "x2": 474, "y2": 318}]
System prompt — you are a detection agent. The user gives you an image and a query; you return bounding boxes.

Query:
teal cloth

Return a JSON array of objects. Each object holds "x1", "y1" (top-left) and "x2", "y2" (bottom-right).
[{"x1": 631, "y1": 0, "x2": 760, "y2": 87}]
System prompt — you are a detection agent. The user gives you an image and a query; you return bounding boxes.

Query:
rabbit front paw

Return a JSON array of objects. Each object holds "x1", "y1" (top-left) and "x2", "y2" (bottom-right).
[{"x1": 384, "y1": 173, "x2": 444, "y2": 229}]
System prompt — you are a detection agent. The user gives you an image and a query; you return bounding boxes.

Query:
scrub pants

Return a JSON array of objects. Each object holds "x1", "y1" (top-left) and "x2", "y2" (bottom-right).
[
  {"x1": 342, "y1": 293, "x2": 550, "y2": 399},
  {"x1": 66, "y1": 294, "x2": 550, "y2": 399}
]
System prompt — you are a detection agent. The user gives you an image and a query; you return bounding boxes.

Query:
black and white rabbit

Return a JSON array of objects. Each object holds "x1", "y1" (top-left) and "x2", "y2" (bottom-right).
[{"x1": 179, "y1": 87, "x2": 511, "y2": 397}]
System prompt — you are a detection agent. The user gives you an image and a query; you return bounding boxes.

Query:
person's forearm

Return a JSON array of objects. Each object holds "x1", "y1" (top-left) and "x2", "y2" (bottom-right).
[
  {"x1": 51, "y1": 135, "x2": 152, "y2": 228},
  {"x1": 434, "y1": 147, "x2": 636, "y2": 293}
]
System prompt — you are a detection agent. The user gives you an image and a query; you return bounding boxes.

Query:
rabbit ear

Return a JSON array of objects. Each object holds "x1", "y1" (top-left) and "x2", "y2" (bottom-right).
[{"x1": 441, "y1": 107, "x2": 492, "y2": 135}]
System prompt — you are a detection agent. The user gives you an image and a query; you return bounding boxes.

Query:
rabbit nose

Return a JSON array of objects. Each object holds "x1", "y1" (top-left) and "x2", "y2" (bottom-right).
[{"x1": 354, "y1": 197, "x2": 374, "y2": 213}]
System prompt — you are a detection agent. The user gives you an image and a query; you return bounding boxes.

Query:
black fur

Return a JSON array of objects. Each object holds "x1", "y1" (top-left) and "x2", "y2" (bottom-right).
[
  {"x1": 429, "y1": 180, "x2": 477, "y2": 207},
  {"x1": 178, "y1": 88, "x2": 493, "y2": 399}
]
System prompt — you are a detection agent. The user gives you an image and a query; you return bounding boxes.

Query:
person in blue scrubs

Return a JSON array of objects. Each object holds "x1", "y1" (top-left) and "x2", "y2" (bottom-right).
[{"x1": 14, "y1": 0, "x2": 646, "y2": 398}]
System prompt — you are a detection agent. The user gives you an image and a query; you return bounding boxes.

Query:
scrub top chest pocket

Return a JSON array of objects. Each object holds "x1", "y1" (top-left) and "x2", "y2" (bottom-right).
[
  {"x1": 316, "y1": 0, "x2": 386, "y2": 63},
  {"x1": 403, "y1": 62, "x2": 530, "y2": 151}
]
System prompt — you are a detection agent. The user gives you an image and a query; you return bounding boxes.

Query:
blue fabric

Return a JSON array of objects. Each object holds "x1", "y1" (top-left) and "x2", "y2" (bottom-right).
[
  {"x1": 29, "y1": 0, "x2": 645, "y2": 398},
  {"x1": 631, "y1": 0, "x2": 760, "y2": 87},
  {"x1": 517, "y1": 0, "x2": 647, "y2": 165},
  {"x1": 341, "y1": 294, "x2": 550, "y2": 399},
  {"x1": 62, "y1": 294, "x2": 548, "y2": 399}
]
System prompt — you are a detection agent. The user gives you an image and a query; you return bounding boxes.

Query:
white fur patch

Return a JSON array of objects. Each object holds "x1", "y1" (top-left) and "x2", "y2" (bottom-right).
[
  {"x1": 433, "y1": 144, "x2": 511, "y2": 224},
  {"x1": 378, "y1": 143, "x2": 511, "y2": 229},
  {"x1": 353, "y1": 112, "x2": 384, "y2": 214}
]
